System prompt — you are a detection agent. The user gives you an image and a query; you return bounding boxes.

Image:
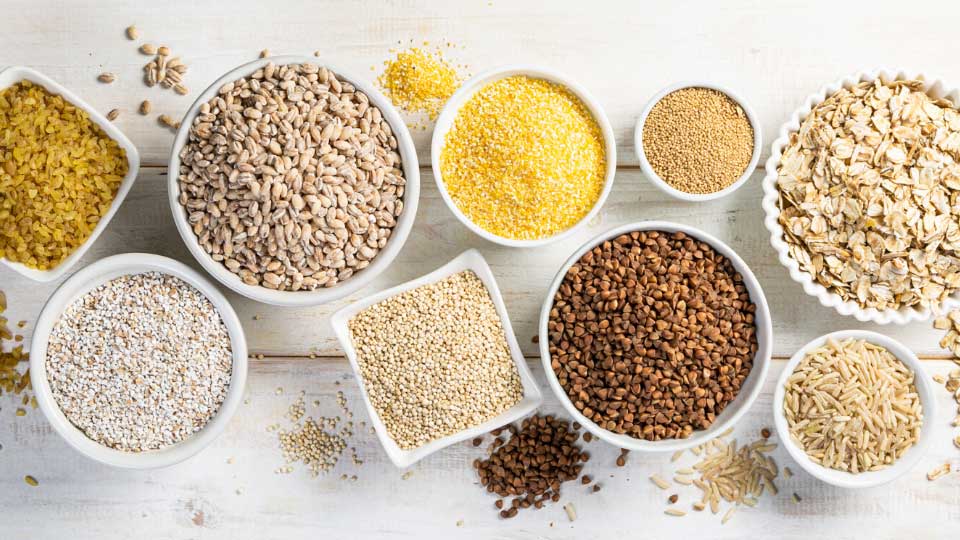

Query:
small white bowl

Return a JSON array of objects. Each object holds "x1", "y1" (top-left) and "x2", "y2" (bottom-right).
[
  {"x1": 761, "y1": 68, "x2": 960, "y2": 324},
  {"x1": 330, "y1": 249, "x2": 543, "y2": 468},
  {"x1": 772, "y1": 330, "x2": 936, "y2": 488},
  {"x1": 29, "y1": 253, "x2": 248, "y2": 469},
  {"x1": 431, "y1": 65, "x2": 617, "y2": 248},
  {"x1": 0, "y1": 66, "x2": 140, "y2": 282},
  {"x1": 634, "y1": 82, "x2": 761, "y2": 202},
  {"x1": 538, "y1": 221, "x2": 772, "y2": 452},
  {"x1": 168, "y1": 55, "x2": 420, "y2": 307}
]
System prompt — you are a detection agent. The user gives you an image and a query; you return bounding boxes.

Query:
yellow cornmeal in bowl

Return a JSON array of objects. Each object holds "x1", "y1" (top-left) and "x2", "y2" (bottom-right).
[
  {"x1": 0, "y1": 81, "x2": 127, "y2": 270},
  {"x1": 439, "y1": 75, "x2": 606, "y2": 241}
]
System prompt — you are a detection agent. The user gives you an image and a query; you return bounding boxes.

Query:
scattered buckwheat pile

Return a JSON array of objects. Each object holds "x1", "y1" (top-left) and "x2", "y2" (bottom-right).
[
  {"x1": 177, "y1": 62, "x2": 406, "y2": 291},
  {"x1": 547, "y1": 230, "x2": 758, "y2": 441},
  {"x1": 664, "y1": 430, "x2": 780, "y2": 521},
  {"x1": 783, "y1": 338, "x2": 922, "y2": 473},
  {"x1": 474, "y1": 415, "x2": 587, "y2": 519},
  {"x1": 642, "y1": 87, "x2": 754, "y2": 194},
  {"x1": 272, "y1": 390, "x2": 354, "y2": 477},
  {"x1": 440, "y1": 75, "x2": 606, "y2": 240},
  {"x1": 348, "y1": 270, "x2": 523, "y2": 449},
  {"x1": 46, "y1": 272, "x2": 233, "y2": 452},
  {"x1": 777, "y1": 78, "x2": 960, "y2": 311}
]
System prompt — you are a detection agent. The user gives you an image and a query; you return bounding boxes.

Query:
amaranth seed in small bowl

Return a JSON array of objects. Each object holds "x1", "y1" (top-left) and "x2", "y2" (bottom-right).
[{"x1": 635, "y1": 83, "x2": 761, "y2": 201}]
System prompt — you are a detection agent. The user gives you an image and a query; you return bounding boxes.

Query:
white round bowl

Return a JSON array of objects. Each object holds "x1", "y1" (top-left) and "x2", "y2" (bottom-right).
[
  {"x1": 761, "y1": 68, "x2": 960, "y2": 324},
  {"x1": 168, "y1": 55, "x2": 420, "y2": 307},
  {"x1": 29, "y1": 253, "x2": 248, "y2": 469},
  {"x1": 772, "y1": 330, "x2": 936, "y2": 488},
  {"x1": 538, "y1": 220, "x2": 772, "y2": 452},
  {"x1": 634, "y1": 81, "x2": 761, "y2": 202},
  {"x1": 431, "y1": 65, "x2": 617, "y2": 248}
]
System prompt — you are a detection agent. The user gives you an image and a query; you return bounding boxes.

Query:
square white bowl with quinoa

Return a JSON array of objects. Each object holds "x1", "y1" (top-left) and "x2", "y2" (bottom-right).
[{"x1": 330, "y1": 249, "x2": 542, "y2": 468}]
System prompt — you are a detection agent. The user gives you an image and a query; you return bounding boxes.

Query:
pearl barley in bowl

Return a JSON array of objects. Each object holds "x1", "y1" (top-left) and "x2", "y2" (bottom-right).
[{"x1": 432, "y1": 66, "x2": 616, "y2": 247}]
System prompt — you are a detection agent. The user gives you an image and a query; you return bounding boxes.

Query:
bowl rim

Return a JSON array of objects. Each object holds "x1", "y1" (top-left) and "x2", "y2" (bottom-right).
[
  {"x1": 0, "y1": 66, "x2": 141, "y2": 282},
  {"x1": 28, "y1": 253, "x2": 248, "y2": 469},
  {"x1": 329, "y1": 249, "x2": 543, "y2": 468},
  {"x1": 538, "y1": 220, "x2": 773, "y2": 452},
  {"x1": 167, "y1": 55, "x2": 420, "y2": 307},
  {"x1": 634, "y1": 81, "x2": 762, "y2": 202},
  {"x1": 760, "y1": 68, "x2": 960, "y2": 324},
  {"x1": 771, "y1": 329, "x2": 936, "y2": 488},
  {"x1": 430, "y1": 64, "x2": 617, "y2": 248}
]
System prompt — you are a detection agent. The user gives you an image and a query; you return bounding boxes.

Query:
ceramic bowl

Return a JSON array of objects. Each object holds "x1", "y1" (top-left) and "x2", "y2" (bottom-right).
[
  {"x1": 168, "y1": 55, "x2": 419, "y2": 307},
  {"x1": 431, "y1": 65, "x2": 617, "y2": 248},
  {"x1": 330, "y1": 249, "x2": 543, "y2": 468},
  {"x1": 29, "y1": 253, "x2": 248, "y2": 469},
  {"x1": 538, "y1": 221, "x2": 772, "y2": 452},
  {"x1": 634, "y1": 81, "x2": 761, "y2": 202},
  {"x1": 772, "y1": 330, "x2": 936, "y2": 488},
  {"x1": 761, "y1": 68, "x2": 960, "y2": 324},
  {"x1": 0, "y1": 66, "x2": 140, "y2": 282}
]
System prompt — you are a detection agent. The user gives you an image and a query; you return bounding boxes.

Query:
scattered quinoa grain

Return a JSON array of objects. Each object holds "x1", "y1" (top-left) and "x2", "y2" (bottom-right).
[
  {"x1": 440, "y1": 75, "x2": 606, "y2": 240},
  {"x1": 642, "y1": 87, "x2": 754, "y2": 194}
]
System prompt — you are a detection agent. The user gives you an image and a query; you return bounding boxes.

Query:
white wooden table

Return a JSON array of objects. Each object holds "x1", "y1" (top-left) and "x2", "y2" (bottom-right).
[{"x1": 3, "y1": 1, "x2": 960, "y2": 538}]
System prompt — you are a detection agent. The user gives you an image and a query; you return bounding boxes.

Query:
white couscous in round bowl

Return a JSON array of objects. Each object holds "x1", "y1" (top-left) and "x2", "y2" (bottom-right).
[{"x1": 29, "y1": 253, "x2": 248, "y2": 469}]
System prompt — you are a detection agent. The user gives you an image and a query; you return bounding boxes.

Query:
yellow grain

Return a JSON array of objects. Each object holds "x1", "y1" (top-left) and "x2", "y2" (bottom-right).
[
  {"x1": 440, "y1": 75, "x2": 605, "y2": 240},
  {"x1": 0, "y1": 81, "x2": 127, "y2": 270},
  {"x1": 378, "y1": 47, "x2": 463, "y2": 120}
]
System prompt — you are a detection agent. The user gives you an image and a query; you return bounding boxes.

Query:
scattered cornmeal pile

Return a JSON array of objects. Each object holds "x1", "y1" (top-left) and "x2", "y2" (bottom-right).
[
  {"x1": 378, "y1": 46, "x2": 464, "y2": 124},
  {"x1": 440, "y1": 76, "x2": 606, "y2": 240},
  {"x1": 783, "y1": 338, "x2": 922, "y2": 473},
  {"x1": 642, "y1": 87, "x2": 754, "y2": 194},
  {"x1": 474, "y1": 415, "x2": 587, "y2": 519},
  {"x1": 665, "y1": 430, "x2": 780, "y2": 522},
  {"x1": 0, "y1": 290, "x2": 33, "y2": 412},
  {"x1": 0, "y1": 81, "x2": 127, "y2": 270},
  {"x1": 777, "y1": 78, "x2": 960, "y2": 311},
  {"x1": 272, "y1": 391, "x2": 354, "y2": 477},
  {"x1": 548, "y1": 230, "x2": 758, "y2": 441},
  {"x1": 348, "y1": 270, "x2": 523, "y2": 450}
]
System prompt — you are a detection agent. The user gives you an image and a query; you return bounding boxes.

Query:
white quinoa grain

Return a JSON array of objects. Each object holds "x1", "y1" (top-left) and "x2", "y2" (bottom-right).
[{"x1": 45, "y1": 272, "x2": 233, "y2": 452}]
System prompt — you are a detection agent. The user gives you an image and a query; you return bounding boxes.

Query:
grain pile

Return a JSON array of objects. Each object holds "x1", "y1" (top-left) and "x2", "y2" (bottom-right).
[
  {"x1": 46, "y1": 272, "x2": 233, "y2": 451},
  {"x1": 348, "y1": 270, "x2": 523, "y2": 450},
  {"x1": 440, "y1": 75, "x2": 606, "y2": 240},
  {"x1": 474, "y1": 415, "x2": 587, "y2": 519},
  {"x1": 177, "y1": 62, "x2": 406, "y2": 291},
  {"x1": 547, "y1": 230, "x2": 758, "y2": 441},
  {"x1": 378, "y1": 46, "x2": 464, "y2": 123},
  {"x1": 776, "y1": 78, "x2": 960, "y2": 311},
  {"x1": 273, "y1": 391, "x2": 354, "y2": 477},
  {"x1": 642, "y1": 87, "x2": 754, "y2": 194},
  {"x1": 783, "y1": 338, "x2": 922, "y2": 473},
  {"x1": 0, "y1": 290, "x2": 33, "y2": 413},
  {"x1": 0, "y1": 81, "x2": 128, "y2": 270}
]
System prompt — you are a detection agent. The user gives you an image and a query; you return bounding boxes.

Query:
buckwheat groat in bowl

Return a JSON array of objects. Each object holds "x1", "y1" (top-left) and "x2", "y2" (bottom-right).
[
  {"x1": 539, "y1": 221, "x2": 772, "y2": 452},
  {"x1": 169, "y1": 56, "x2": 419, "y2": 307},
  {"x1": 762, "y1": 69, "x2": 960, "y2": 323},
  {"x1": 29, "y1": 254, "x2": 247, "y2": 468}
]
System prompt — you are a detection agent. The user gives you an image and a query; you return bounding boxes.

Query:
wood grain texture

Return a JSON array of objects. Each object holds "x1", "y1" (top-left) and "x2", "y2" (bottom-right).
[
  {"x1": 2, "y1": 357, "x2": 960, "y2": 540},
  {"x1": 4, "y1": 0, "x2": 960, "y2": 537},
  {"x1": 2, "y1": 168, "x2": 957, "y2": 358}
]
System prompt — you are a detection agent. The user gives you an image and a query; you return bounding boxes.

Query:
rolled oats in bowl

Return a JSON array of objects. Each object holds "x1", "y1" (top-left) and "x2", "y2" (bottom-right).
[
  {"x1": 775, "y1": 77, "x2": 960, "y2": 313},
  {"x1": 176, "y1": 61, "x2": 406, "y2": 292}
]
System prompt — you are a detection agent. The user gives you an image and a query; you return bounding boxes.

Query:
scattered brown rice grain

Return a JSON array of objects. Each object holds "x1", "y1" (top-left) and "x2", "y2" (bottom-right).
[
  {"x1": 650, "y1": 474, "x2": 670, "y2": 490},
  {"x1": 563, "y1": 502, "x2": 576, "y2": 522},
  {"x1": 665, "y1": 508, "x2": 685, "y2": 517},
  {"x1": 97, "y1": 73, "x2": 116, "y2": 83},
  {"x1": 671, "y1": 450, "x2": 684, "y2": 462}
]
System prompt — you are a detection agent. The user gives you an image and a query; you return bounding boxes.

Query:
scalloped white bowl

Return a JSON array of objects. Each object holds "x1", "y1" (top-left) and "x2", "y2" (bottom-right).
[
  {"x1": 168, "y1": 55, "x2": 419, "y2": 307},
  {"x1": 761, "y1": 68, "x2": 960, "y2": 324},
  {"x1": 772, "y1": 330, "x2": 936, "y2": 488}
]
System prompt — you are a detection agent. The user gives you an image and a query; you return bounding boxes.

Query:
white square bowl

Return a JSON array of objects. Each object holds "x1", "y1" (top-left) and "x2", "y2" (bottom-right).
[
  {"x1": 0, "y1": 66, "x2": 140, "y2": 282},
  {"x1": 330, "y1": 249, "x2": 543, "y2": 468}
]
